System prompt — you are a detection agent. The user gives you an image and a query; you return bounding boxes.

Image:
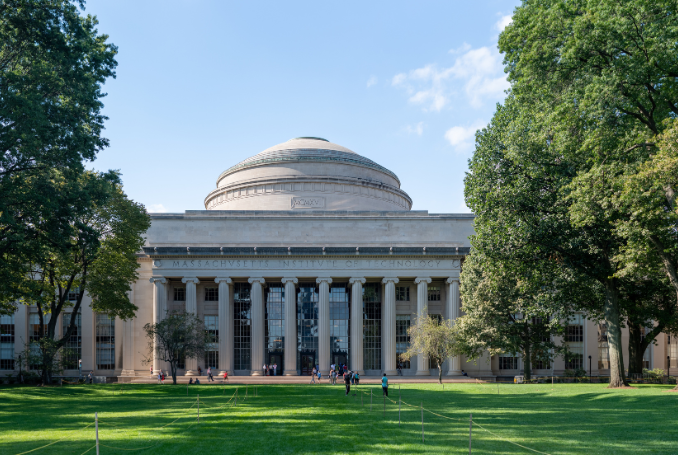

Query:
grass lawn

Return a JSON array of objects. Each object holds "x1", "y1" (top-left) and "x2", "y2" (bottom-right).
[{"x1": 1, "y1": 382, "x2": 677, "y2": 454}]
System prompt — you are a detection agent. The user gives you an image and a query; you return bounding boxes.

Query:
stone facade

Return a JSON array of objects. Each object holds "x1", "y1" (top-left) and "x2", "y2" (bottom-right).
[{"x1": 1, "y1": 137, "x2": 671, "y2": 380}]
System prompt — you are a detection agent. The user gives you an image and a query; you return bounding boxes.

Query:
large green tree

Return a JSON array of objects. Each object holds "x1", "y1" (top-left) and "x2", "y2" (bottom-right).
[
  {"x1": 0, "y1": 0, "x2": 118, "y2": 303},
  {"x1": 4, "y1": 171, "x2": 150, "y2": 383},
  {"x1": 468, "y1": 0, "x2": 678, "y2": 388}
]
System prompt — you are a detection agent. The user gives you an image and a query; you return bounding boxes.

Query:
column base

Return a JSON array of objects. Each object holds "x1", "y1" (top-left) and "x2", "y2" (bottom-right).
[
  {"x1": 415, "y1": 370, "x2": 431, "y2": 376},
  {"x1": 120, "y1": 369, "x2": 136, "y2": 377},
  {"x1": 284, "y1": 370, "x2": 298, "y2": 376},
  {"x1": 353, "y1": 370, "x2": 365, "y2": 376},
  {"x1": 218, "y1": 370, "x2": 233, "y2": 376},
  {"x1": 251, "y1": 371, "x2": 263, "y2": 376},
  {"x1": 446, "y1": 370, "x2": 463, "y2": 376},
  {"x1": 384, "y1": 369, "x2": 398, "y2": 377},
  {"x1": 185, "y1": 370, "x2": 199, "y2": 376}
]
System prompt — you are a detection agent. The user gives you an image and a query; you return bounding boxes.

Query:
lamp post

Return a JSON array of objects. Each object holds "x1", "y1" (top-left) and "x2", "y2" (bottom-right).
[{"x1": 588, "y1": 355, "x2": 592, "y2": 380}]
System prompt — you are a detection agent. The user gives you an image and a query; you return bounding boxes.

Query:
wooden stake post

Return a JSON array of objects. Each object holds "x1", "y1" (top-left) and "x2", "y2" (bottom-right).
[
  {"x1": 95, "y1": 412, "x2": 99, "y2": 455},
  {"x1": 469, "y1": 413, "x2": 473, "y2": 454}
]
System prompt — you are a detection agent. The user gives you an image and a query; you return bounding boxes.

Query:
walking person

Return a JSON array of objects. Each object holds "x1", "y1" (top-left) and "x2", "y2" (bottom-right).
[
  {"x1": 88, "y1": 371, "x2": 93, "y2": 384},
  {"x1": 344, "y1": 370, "x2": 351, "y2": 395},
  {"x1": 381, "y1": 373, "x2": 388, "y2": 397},
  {"x1": 273, "y1": 363, "x2": 277, "y2": 376},
  {"x1": 161, "y1": 371, "x2": 165, "y2": 384},
  {"x1": 354, "y1": 371, "x2": 360, "y2": 385},
  {"x1": 150, "y1": 366, "x2": 153, "y2": 378},
  {"x1": 198, "y1": 366, "x2": 202, "y2": 376},
  {"x1": 311, "y1": 367, "x2": 317, "y2": 384},
  {"x1": 157, "y1": 371, "x2": 162, "y2": 384},
  {"x1": 317, "y1": 368, "x2": 322, "y2": 383},
  {"x1": 207, "y1": 367, "x2": 213, "y2": 382}
]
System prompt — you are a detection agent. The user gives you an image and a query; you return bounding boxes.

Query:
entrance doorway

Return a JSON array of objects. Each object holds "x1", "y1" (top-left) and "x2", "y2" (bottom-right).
[
  {"x1": 333, "y1": 353, "x2": 348, "y2": 370},
  {"x1": 301, "y1": 354, "x2": 315, "y2": 375},
  {"x1": 267, "y1": 354, "x2": 283, "y2": 376}
]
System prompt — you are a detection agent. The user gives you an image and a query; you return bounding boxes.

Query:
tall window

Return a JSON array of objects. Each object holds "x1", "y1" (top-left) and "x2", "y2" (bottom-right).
[
  {"x1": 62, "y1": 312, "x2": 81, "y2": 370},
  {"x1": 265, "y1": 284, "x2": 284, "y2": 369},
  {"x1": 598, "y1": 323, "x2": 610, "y2": 370},
  {"x1": 566, "y1": 314, "x2": 584, "y2": 370},
  {"x1": 297, "y1": 284, "x2": 318, "y2": 374},
  {"x1": 428, "y1": 314, "x2": 442, "y2": 368},
  {"x1": 96, "y1": 314, "x2": 115, "y2": 370},
  {"x1": 499, "y1": 354, "x2": 518, "y2": 370},
  {"x1": 205, "y1": 288, "x2": 218, "y2": 302},
  {"x1": 0, "y1": 314, "x2": 15, "y2": 370},
  {"x1": 330, "y1": 285, "x2": 350, "y2": 367},
  {"x1": 233, "y1": 283, "x2": 251, "y2": 370},
  {"x1": 363, "y1": 283, "x2": 381, "y2": 370},
  {"x1": 669, "y1": 334, "x2": 678, "y2": 369},
  {"x1": 204, "y1": 315, "x2": 218, "y2": 369},
  {"x1": 29, "y1": 313, "x2": 50, "y2": 369},
  {"x1": 427, "y1": 286, "x2": 441, "y2": 301},
  {"x1": 396, "y1": 286, "x2": 410, "y2": 302},
  {"x1": 174, "y1": 287, "x2": 186, "y2": 301},
  {"x1": 67, "y1": 287, "x2": 79, "y2": 302},
  {"x1": 396, "y1": 315, "x2": 410, "y2": 369}
]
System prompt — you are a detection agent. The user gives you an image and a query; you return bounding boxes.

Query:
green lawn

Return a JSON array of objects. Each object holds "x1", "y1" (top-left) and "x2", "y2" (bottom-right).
[{"x1": 1, "y1": 382, "x2": 677, "y2": 454}]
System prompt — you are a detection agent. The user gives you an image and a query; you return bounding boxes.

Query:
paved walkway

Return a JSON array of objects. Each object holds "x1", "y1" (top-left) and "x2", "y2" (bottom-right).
[{"x1": 125, "y1": 375, "x2": 492, "y2": 384}]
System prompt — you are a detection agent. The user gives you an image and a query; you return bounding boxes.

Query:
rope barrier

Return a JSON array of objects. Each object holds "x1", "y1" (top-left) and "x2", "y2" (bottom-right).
[
  {"x1": 470, "y1": 420, "x2": 552, "y2": 455},
  {"x1": 13, "y1": 423, "x2": 95, "y2": 455},
  {"x1": 78, "y1": 445, "x2": 97, "y2": 455}
]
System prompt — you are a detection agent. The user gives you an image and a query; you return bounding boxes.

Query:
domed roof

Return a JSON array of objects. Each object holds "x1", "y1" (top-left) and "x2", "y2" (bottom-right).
[
  {"x1": 218, "y1": 137, "x2": 399, "y2": 184},
  {"x1": 205, "y1": 137, "x2": 412, "y2": 211}
]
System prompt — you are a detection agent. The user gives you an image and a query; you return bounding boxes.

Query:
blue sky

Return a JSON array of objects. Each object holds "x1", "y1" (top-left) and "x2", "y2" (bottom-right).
[{"x1": 85, "y1": 0, "x2": 519, "y2": 213}]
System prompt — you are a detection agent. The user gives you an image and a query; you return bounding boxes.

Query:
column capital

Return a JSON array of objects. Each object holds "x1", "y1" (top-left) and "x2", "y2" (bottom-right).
[
  {"x1": 281, "y1": 277, "x2": 298, "y2": 285},
  {"x1": 381, "y1": 277, "x2": 400, "y2": 285},
  {"x1": 349, "y1": 277, "x2": 366, "y2": 285},
  {"x1": 248, "y1": 277, "x2": 265, "y2": 285},
  {"x1": 446, "y1": 277, "x2": 459, "y2": 284},
  {"x1": 316, "y1": 277, "x2": 333, "y2": 284},
  {"x1": 150, "y1": 276, "x2": 166, "y2": 284},
  {"x1": 181, "y1": 277, "x2": 200, "y2": 284},
  {"x1": 214, "y1": 277, "x2": 232, "y2": 284},
  {"x1": 415, "y1": 277, "x2": 432, "y2": 284}
]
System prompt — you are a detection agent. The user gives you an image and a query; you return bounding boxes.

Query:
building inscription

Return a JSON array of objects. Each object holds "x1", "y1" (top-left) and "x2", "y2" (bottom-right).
[
  {"x1": 291, "y1": 196, "x2": 325, "y2": 209},
  {"x1": 155, "y1": 258, "x2": 459, "y2": 270}
]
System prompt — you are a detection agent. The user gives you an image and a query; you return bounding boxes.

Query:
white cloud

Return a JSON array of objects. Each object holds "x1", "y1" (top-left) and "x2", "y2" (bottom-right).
[
  {"x1": 449, "y1": 42, "x2": 472, "y2": 54},
  {"x1": 147, "y1": 203, "x2": 168, "y2": 213},
  {"x1": 366, "y1": 75, "x2": 378, "y2": 88},
  {"x1": 391, "y1": 45, "x2": 509, "y2": 111},
  {"x1": 444, "y1": 120, "x2": 486, "y2": 153},
  {"x1": 404, "y1": 122, "x2": 424, "y2": 136},
  {"x1": 495, "y1": 15, "x2": 513, "y2": 32}
]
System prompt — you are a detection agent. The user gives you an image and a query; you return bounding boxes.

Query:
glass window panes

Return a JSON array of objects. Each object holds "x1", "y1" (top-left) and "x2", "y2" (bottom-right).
[
  {"x1": 174, "y1": 287, "x2": 186, "y2": 302},
  {"x1": 233, "y1": 283, "x2": 251, "y2": 370},
  {"x1": 204, "y1": 315, "x2": 218, "y2": 369},
  {"x1": 499, "y1": 355, "x2": 518, "y2": 370},
  {"x1": 0, "y1": 314, "x2": 15, "y2": 370},
  {"x1": 363, "y1": 283, "x2": 381, "y2": 370},
  {"x1": 62, "y1": 312, "x2": 81, "y2": 370},
  {"x1": 427, "y1": 286, "x2": 441, "y2": 301},
  {"x1": 330, "y1": 285, "x2": 350, "y2": 368},
  {"x1": 297, "y1": 284, "x2": 318, "y2": 375},
  {"x1": 265, "y1": 284, "x2": 285, "y2": 370},
  {"x1": 396, "y1": 286, "x2": 409, "y2": 302},
  {"x1": 396, "y1": 315, "x2": 410, "y2": 369},
  {"x1": 96, "y1": 314, "x2": 115, "y2": 370},
  {"x1": 67, "y1": 287, "x2": 79, "y2": 301},
  {"x1": 204, "y1": 288, "x2": 218, "y2": 302},
  {"x1": 597, "y1": 323, "x2": 610, "y2": 369},
  {"x1": 28, "y1": 313, "x2": 50, "y2": 369}
]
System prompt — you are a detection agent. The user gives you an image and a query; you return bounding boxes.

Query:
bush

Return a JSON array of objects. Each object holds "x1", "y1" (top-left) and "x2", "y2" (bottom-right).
[{"x1": 668, "y1": 376, "x2": 676, "y2": 385}]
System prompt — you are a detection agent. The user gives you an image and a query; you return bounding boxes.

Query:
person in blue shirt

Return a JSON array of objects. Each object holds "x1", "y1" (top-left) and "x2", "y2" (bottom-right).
[{"x1": 381, "y1": 373, "x2": 388, "y2": 397}]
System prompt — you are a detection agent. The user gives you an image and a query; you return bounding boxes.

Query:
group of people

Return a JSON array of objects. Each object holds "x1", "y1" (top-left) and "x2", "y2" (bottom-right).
[{"x1": 262, "y1": 363, "x2": 278, "y2": 376}]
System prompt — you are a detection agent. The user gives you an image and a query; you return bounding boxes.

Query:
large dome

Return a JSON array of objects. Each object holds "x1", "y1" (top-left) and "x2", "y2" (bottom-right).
[{"x1": 204, "y1": 137, "x2": 412, "y2": 211}]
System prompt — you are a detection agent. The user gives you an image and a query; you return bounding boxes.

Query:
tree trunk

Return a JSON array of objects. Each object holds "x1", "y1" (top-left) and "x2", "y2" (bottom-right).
[
  {"x1": 171, "y1": 362, "x2": 177, "y2": 385},
  {"x1": 438, "y1": 362, "x2": 443, "y2": 384},
  {"x1": 604, "y1": 280, "x2": 627, "y2": 387},
  {"x1": 627, "y1": 323, "x2": 647, "y2": 377},
  {"x1": 523, "y1": 343, "x2": 532, "y2": 381}
]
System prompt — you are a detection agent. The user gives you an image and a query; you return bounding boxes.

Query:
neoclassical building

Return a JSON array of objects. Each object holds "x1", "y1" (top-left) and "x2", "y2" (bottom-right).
[{"x1": 1, "y1": 137, "x2": 673, "y2": 379}]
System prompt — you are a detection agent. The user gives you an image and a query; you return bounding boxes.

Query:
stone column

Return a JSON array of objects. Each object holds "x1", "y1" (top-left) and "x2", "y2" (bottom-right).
[
  {"x1": 120, "y1": 288, "x2": 136, "y2": 377},
  {"x1": 446, "y1": 277, "x2": 462, "y2": 376},
  {"x1": 182, "y1": 277, "x2": 200, "y2": 375},
  {"x1": 215, "y1": 277, "x2": 232, "y2": 375},
  {"x1": 415, "y1": 277, "x2": 431, "y2": 376},
  {"x1": 282, "y1": 277, "x2": 298, "y2": 375},
  {"x1": 317, "y1": 277, "x2": 333, "y2": 375},
  {"x1": 349, "y1": 277, "x2": 366, "y2": 375},
  {"x1": 150, "y1": 276, "x2": 167, "y2": 374},
  {"x1": 382, "y1": 278, "x2": 399, "y2": 376},
  {"x1": 249, "y1": 278, "x2": 265, "y2": 375}
]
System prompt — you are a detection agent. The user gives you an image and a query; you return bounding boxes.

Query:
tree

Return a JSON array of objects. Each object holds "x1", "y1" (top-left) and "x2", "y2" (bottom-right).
[
  {"x1": 400, "y1": 310, "x2": 459, "y2": 384},
  {"x1": 0, "y1": 0, "x2": 118, "y2": 307},
  {"x1": 0, "y1": 171, "x2": 150, "y2": 383},
  {"x1": 143, "y1": 312, "x2": 210, "y2": 385},
  {"x1": 457, "y1": 252, "x2": 589, "y2": 380},
  {"x1": 475, "y1": 0, "x2": 678, "y2": 387}
]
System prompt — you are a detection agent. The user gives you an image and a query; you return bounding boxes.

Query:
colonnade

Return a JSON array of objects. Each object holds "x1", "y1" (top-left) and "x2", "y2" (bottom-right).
[{"x1": 148, "y1": 275, "x2": 462, "y2": 376}]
